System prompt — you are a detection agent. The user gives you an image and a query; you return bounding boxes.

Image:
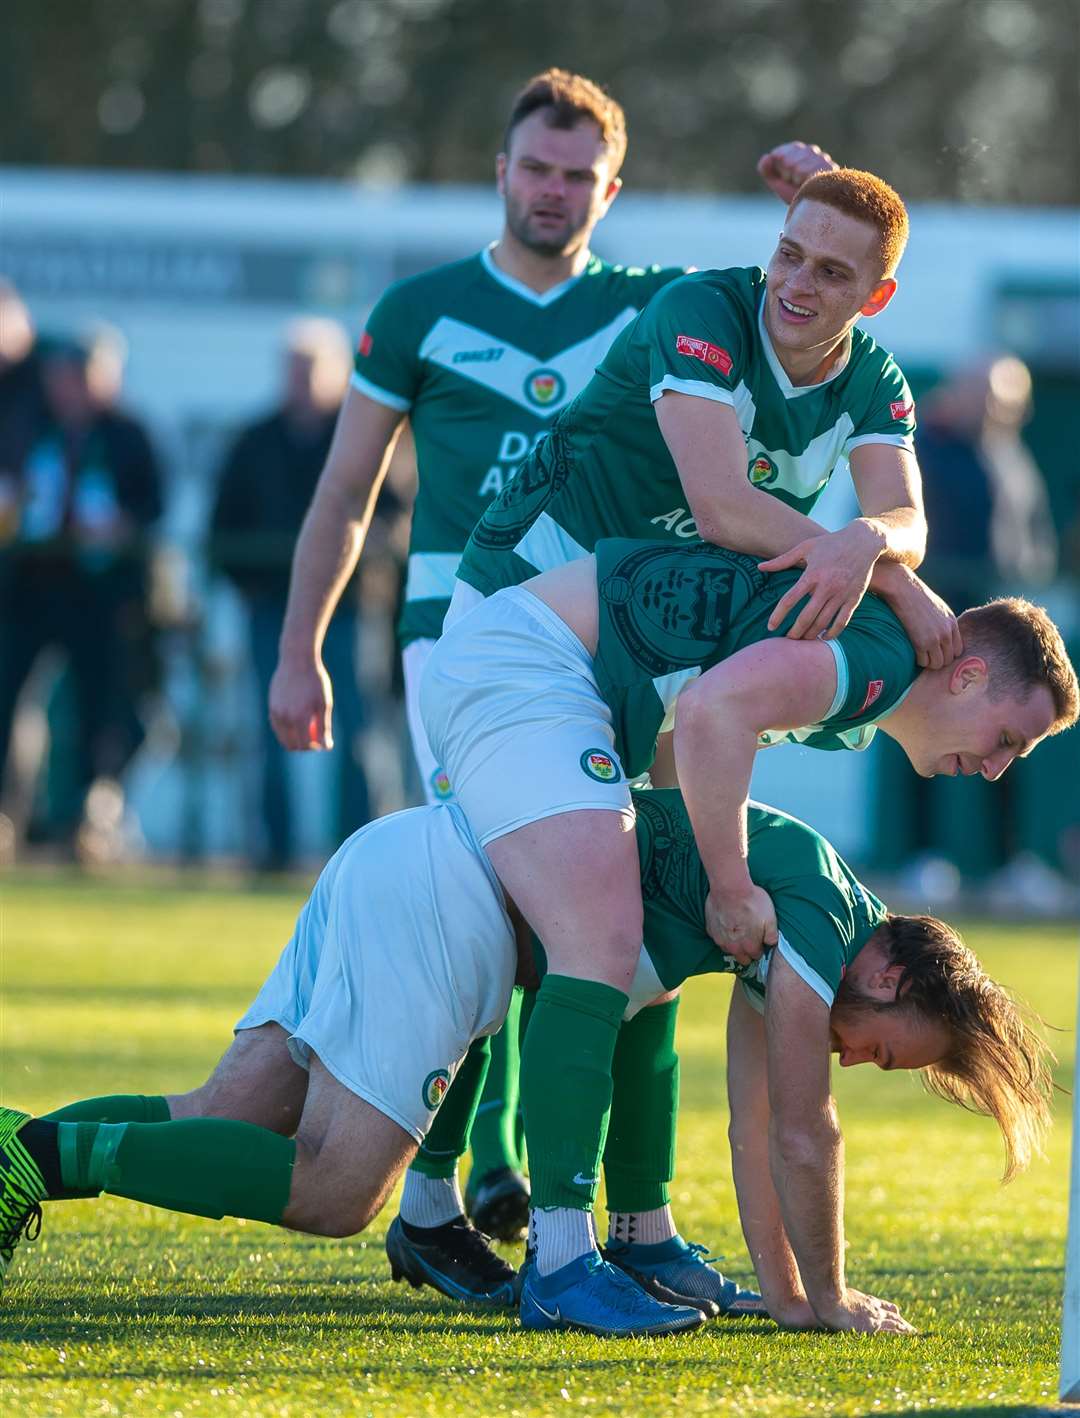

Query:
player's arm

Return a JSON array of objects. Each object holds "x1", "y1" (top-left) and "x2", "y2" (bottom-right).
[
  {"x1": 655, "y1": 394, "x2": 890, "y2": 641},
  {"x1": 672, "y1": 636, "x2": 838, "y2": 958},
  {"x1": 762, "y1": 442, "x2": 960, "y2": 665},
  {"x1": 726, "y1": 984, "x2": 817, "y2": 1327},
  {"x1": 270, "y1": 388, "x2": 405, "y2": 750},
  {"x1": 764, "y1": 952, "x2": 914, "y2": 1334}
]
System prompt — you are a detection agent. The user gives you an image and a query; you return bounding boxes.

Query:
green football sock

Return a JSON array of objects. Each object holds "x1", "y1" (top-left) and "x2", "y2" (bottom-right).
[
  {"x1": 603, "y1": 996, "x2": 680, "y2": 1212},
  {"x1": 56, "y1": 1119, "x2": 294, "y2": 1224},
  {"x1": 43, "y1": 1094, "x2": 171, "y2": 1124},
  {"x1": 469, "y1": 987, "x2": 523, "y2": 1177},
  {"x1": 409, "y1": 1035, "x2": 491, "y2": 1180},
  {"x1": 520, "y1": 974, "x2": 627, "y2": 1210}
]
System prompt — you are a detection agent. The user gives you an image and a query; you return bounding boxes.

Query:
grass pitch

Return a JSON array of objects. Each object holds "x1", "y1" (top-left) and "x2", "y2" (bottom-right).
[{"x1": 1, "y1": 872, "x2": 1074, "y2": 1417}]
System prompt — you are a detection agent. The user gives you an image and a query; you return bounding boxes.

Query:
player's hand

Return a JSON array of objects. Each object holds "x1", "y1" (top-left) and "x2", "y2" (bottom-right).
[
  {"x1": 817, "y1": 1287, "x2": 917, "y2": 1335},
  {"x1": 704, "y1": 883, "x2": 778, "y2": 965},
  {"x1": 873, "y1": 563, "x2": 964, "y2": 670},
  {"x1": 757, "y1": 142, "x2": 838, "y2": 204},
  {"x1": 269, "y1": 655, "x2": 334, "y2": 751},
  {"x1": 759, "y1": 521, "x2": 883, "y2": 641}
]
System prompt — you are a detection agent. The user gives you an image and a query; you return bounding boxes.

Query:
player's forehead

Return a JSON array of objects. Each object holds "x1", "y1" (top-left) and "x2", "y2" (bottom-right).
[
  {"x1": 504, "y1": 111, "x2": 611, "y2": 173},
  {"x1": 780, "y1": 198, "x2": 879, "y2": 270}
]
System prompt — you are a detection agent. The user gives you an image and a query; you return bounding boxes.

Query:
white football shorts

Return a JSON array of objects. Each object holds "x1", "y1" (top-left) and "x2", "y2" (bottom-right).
[
  {"x1": 235, "y1": 803, "x2": 517, "y2": 1142},
  {"x1": 401, "y1": 638, "x2": 455, "y2": 805},
  {"x1": 420, "y1": 585, "x2": 633, "y2": 848}
]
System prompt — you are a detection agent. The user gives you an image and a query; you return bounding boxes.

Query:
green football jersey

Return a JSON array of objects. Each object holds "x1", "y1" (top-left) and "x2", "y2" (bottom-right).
[
  {"x1": 591, "y1": 538, "x2": 917, "y2": 779},
  {"x1": 458, "y1": 265, "x2": 916, "y2": 597},
  {"x1": 630, "y1": 789, "x2": 887, "y2": 1011},
  {"x1": 352, "y1": 247, "x2": 684, "y2": 645}
]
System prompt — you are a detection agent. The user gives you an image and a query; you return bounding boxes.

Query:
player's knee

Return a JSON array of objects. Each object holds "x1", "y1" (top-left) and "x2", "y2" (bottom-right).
[{"x1": 285, "y1": 1142, "x2": 385, "y2": 1238}]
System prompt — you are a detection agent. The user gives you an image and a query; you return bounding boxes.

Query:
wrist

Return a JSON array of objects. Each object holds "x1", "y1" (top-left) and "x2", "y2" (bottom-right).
[
  {"x1": 851, "y1": 517, "x2": 888, "y2": 558},
  {"x1": 708, "y1": 863, "x2": 754, "y2": 897}
]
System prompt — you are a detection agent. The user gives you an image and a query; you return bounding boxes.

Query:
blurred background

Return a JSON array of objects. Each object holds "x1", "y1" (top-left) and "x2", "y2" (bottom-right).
[{"x1": 1, "y1": 0, "x2": 1077, "y2": 913}]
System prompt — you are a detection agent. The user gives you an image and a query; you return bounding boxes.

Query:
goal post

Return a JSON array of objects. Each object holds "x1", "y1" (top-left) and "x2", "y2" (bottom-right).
[{"x1": 1062, "y1": 956, "x2": 1080, "y2": 1403}]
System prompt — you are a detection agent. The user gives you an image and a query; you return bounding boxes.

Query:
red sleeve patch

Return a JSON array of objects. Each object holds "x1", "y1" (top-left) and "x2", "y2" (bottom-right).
[
  {"x1": 358, "y1": 330, "x2": 373, "y2": 358},
  {"x1": 890, "y1": 399, "x2": 913, "y2": 421},
  {"x1": 675, "y1": 334, "x2": 733, "y2": 376},
  {"x1": 859, "y1": 679, "x2": 884, "y2": 712}
]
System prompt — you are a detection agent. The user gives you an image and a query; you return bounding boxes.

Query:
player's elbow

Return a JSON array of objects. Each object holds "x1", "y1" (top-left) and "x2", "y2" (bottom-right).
[{"x1": 769, "y1": 1109, "x2": 842, "y2": 1170}]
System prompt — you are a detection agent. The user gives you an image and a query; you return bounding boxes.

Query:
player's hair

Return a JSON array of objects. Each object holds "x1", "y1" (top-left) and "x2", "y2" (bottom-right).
[
  {"x1": 958, "y1": 598, "x2": 1079, "y2": 733},
  {"x1": 503, "y1": 69, "x2": 628, "y2": 177},
  {"x1": 872, "y1": 913, "x2": 1055, "y2": 1182},
  {"x1": 788, "y1": 168, "x2": 909, "y2": 278}
]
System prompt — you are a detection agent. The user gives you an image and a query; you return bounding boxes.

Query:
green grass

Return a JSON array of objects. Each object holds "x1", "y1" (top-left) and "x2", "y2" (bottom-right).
[{"x1": 1, "y1": 873, "x2": 1075, "y2": 1417}]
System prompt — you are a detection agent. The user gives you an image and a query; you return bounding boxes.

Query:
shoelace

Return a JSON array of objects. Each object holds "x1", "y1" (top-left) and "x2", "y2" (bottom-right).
[{"x1": 0, "y1": 1196, "x2": 42, "y2": 1261}]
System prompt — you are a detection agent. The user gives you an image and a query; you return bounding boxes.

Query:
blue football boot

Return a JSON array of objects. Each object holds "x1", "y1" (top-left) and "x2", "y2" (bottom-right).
[
  {"x1": 519, "y1": 1249, "x2": 706, "y2": 1336},
  {"x1": 603, "y1": 1236, "x2": 765, "y2": 1317}
]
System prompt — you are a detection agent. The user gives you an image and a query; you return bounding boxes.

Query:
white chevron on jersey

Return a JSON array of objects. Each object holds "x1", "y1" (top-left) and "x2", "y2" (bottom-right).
[{"x1": 418, "y1": 311, "x2": 638, "y2": 418}]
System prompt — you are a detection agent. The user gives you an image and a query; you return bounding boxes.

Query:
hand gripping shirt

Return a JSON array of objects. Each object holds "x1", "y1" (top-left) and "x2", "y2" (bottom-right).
[
  {"x1": 351, "y1": 247, "x2": 684, "y2": 645},
  {"x1": 590, "y1": 538, "x2": 917, "y2": 780},
  {"x1": 457, "y1": 265, "x2": 916, "y2": 597},
  {"x1": 628, "y1": 789, "x2": 887, "y2": 1015}
]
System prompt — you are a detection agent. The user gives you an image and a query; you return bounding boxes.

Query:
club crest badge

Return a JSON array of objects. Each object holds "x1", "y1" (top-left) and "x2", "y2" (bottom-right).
[
  {"x1": 580, "y1": 749, "x2": 621, "y2": 783},
  {"x1": 422, "y1": 1069, "x2": 451, "y2": 1110},
  {"x1": 524, "y1": 368, "x2": 566, "y2": 408}
]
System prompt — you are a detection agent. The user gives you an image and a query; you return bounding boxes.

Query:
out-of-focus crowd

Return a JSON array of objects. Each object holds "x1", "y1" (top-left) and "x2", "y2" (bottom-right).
[
  {"x1": 1, "y1": 278, "x2": 1077, "y2": 901},
  {"x1": 0, "y1": 282, "x2": 409, "y2": 869}
]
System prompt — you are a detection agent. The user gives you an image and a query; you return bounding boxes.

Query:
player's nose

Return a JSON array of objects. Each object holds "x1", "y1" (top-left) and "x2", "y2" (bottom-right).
[{"x1": 980, "y1": 749, "x2": 1014, "y2": 781}]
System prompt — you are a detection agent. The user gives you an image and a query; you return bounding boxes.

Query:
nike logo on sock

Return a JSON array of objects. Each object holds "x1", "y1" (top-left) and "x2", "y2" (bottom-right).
[{"x1": 572, "y1": 1172, "x2": 598, "y2": 1187}]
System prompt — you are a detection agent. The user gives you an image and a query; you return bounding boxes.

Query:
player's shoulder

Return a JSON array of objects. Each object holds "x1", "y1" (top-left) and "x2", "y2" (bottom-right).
[
  {"x1": 748, "y1": 800, "x2": 883, "y2": 923},
  {"x1": 646, "y1": 264, "x2": 764, "y2": 325},
  {"x1": 847, "y1": 323, "x2": 910, "y2": 392},
  {"x1": 373, "y1": 252, "x2": 488, "y2": 310},
  {"x1": 586, "y1": 256, "x2": 687, "y2": 305},
  {"x1": 747, "y1": 799, "x2": 836, "y2": 873}
]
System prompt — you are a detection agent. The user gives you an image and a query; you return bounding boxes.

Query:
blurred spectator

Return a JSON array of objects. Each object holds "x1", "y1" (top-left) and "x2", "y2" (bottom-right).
[
  {"x1": 210, "y1": 319, "x2": 380, "y2": 870},
  {"x1": 901, "y1": 354, "x2": 1066, "y2": 909},
  {"x1": 0, "y1": 326, "x2": 163, "y2": 851},
  {"x1": 0, "y1": 283, "x2": 46, "y2": 521},
  {"x1": 918, "y1": 354, "x2": 1057, "y2": 609}
]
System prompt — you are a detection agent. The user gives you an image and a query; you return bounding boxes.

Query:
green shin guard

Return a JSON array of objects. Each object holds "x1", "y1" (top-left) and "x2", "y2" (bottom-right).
[
  {"x1": 603, "y1": 995, "x2": 680, "y2": 1212},
  {"x1": 56, "y1": 1118, "x2": 295, "y2": 1224},
  {"x1": 409, "y1": 1035, "x2": 492, "y2": 1180},
  {"x1": 520, "y1": 974, "x2": 627, "y2": 1210},
  {"x1": 469, "y1": 987, "x2": 523, "y2": 1177}
]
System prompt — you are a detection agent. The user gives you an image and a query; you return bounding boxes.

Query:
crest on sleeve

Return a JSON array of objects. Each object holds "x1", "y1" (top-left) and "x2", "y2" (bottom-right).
[
  {"x1": 675, "y1": 334, "x2": 733, "y2": 375},
  {"x1": 358, "y1": 331, "x2": 373, "y2": 357},
  {"x1": 889, "y1": 399, "x2": 913, "y2": 420}
]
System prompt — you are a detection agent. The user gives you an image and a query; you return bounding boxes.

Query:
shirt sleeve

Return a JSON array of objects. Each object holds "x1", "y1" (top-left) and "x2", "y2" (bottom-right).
[
  {"x1": 817, "y1": 598, "x2": 917, "y2": 727},
  {"x1": 642, "y1": 278, "x2": 747, "y2": 408},
  {"x1": 843, "y1": 355, "x2": 916, "y2": 456},
  {"x1": 772, "y1": 879, "x2": 855, "y2": 1007},
  {"x1": 351, "y1": 280, "x2": 422, "y2": 412}
]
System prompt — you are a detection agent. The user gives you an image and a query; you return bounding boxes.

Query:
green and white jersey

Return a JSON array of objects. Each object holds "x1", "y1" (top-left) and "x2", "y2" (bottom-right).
[
  {"x1": 629, "y1": 789, "x2": 887, "y2": 1012},
  {"x1": 592, "y1": 538, "x2": 917, "y2": 780},
  {"x1": 458, "y1": 265, "x2": 916, "y2": 597},
  {"x1": 352, "y1": 247, "x2": 684, "y2": 645}
]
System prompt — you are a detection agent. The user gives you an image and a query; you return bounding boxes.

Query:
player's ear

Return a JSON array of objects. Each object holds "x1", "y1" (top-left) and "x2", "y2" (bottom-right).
[
  {"x1": 865, "y1": 961, "x2": 906, "y2": 999},
  {"x1": 860, "y1": 278, "x2": 897, "y2": 318},
  {"x1": 495, "y1": 152, "x2": 508, "y2": 195},
  {"x1": 948, "y1": 655, "x2": 989, "y2": 695},
  {"x1": 603, "y1": 175, "x2": 623, "y2": 206}
]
